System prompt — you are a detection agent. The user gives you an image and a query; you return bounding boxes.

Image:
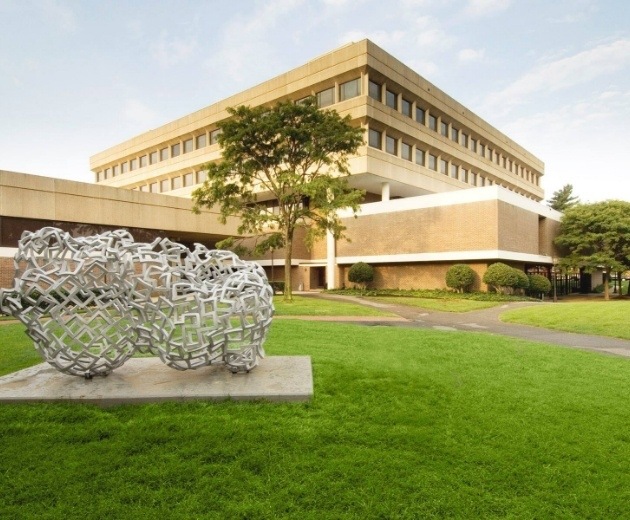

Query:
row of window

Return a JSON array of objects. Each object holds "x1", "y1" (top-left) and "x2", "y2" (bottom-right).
[
  {"x1": 133, "y1": 170, "x2": 207, "y2": 193},
  {"x1": 308, "y1": 77, "x2": 361, "y2": 108},
  {"x1": 368, "y1": 127, "x2": 535, "y2": 195},
  {"x1": 367, "y1": 78, "x2": 539, "y2": 186},
  {"x1": 96, "y1": 130, "x2": 221, "y2": 182}
]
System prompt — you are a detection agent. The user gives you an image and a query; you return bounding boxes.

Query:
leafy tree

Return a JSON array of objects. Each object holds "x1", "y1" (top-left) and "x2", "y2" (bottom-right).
[
  {"x1": 445, "y1": 264, "x2": 476, "y2": 293},
  {"x1": 192, "y1": 98, "x2": 364, "y2": 301},
  {"x1": 547, "y1": 184, "x2": 579, "y2": 212},
  {"x1": 528, "y1": 274, "x2": 551, "y2": 299},
  {"x1": 555, "y1": 200, "x2": 630, "y2": 300},
  {"x1": 348, "y1": 262, "x2": 374, "y2": 293},
  {"x1": 483, "y1": 262, "x2": 527, "y2": 295}
]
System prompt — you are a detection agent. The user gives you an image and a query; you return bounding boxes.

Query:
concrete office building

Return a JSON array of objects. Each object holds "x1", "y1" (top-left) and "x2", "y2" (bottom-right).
[{"x1": 11, "y1": 39, "x2": 562, "y2": 292}]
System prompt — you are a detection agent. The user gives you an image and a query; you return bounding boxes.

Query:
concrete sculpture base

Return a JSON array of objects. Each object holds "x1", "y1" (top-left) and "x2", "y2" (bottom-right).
[{"x1": 0, "y1": 356, "x2": 312, "y2": 407}]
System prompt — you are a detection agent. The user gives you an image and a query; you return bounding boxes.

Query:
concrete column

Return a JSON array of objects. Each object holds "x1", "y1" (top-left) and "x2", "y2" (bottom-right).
[
  {"x1": 326, "y1": 230, "x2": 336, "y2": 289},
  {"x1": 381, "y1": 182, "x2": 390, "y2": 202}
]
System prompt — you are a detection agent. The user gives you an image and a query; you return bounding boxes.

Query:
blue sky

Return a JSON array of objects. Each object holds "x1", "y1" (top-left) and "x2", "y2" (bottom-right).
[{"x1": 1, "y1": 0, "x2": 628, "y2": 202}]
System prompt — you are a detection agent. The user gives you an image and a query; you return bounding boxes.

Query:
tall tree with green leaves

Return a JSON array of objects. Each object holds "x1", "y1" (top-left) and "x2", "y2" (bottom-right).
[
  {"x1": 555, "y1": 200, "x2": 630, "y2": 299},
  {"x1": 192, "y1": 98, "x2": 365, "y2": 301},
  {"x1": 547, "y1": 184, "x2": 580, "y2": 211}
]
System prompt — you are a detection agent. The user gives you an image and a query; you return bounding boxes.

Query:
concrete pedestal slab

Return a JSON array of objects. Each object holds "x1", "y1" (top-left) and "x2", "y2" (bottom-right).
[{"x1": 0, "y1": 356, "x2": 313, "y2": 407}]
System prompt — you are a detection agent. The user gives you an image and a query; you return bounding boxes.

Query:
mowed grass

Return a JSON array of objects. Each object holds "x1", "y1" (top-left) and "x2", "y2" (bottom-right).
[
  {"x1": 366, "y1": 296, "x2": 500, "y2": 312},
  {"x1": 501, "y1": 300, "x2": 630, "y2": 340},
  {"x1": 273, "y1": 294, "x2": 394, "y2": 317},
  {"x1": 1, "y1": 319, "x2": 629, "y2": 519}
]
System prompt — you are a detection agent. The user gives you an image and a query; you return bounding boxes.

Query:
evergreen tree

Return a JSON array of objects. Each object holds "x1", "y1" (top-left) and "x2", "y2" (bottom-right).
[{"x1": 548, "y1": 184, "x2": 579, "y2": 211}]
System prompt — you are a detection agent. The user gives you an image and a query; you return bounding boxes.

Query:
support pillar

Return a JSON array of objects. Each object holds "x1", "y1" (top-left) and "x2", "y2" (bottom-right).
[
  {"x1": 381, "y1": 182, "x2": 390, "y2": 202},
  {"x1": 326, "y1": 230, "x2": 336, "y2": 289}
]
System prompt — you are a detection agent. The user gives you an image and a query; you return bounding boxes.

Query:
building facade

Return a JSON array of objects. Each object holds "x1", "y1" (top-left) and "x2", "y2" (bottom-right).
[{"x1": 87, "y1": 39, "x2": 560, "y2": 291}]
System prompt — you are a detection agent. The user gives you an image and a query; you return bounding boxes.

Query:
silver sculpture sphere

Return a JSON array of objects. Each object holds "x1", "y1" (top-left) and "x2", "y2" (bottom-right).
[{"x1": 0, "y1": 227, "x2": 274, "y2": 377}]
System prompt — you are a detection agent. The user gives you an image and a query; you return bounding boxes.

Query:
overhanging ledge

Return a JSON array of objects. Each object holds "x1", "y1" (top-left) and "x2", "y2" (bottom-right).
[{"x1": 0, "y1": 356, "x2": 313, "y2": 407}]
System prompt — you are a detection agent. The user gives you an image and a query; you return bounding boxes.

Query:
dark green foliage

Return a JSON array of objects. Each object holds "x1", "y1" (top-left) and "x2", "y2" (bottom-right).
[
  {"x1": 483, "y1": 262, "x2": 528, "y2": 294},
  {"x1": 327, "y1": 288, "x2": 537, "y2": 302},
  {"x1": 348, "y1": 262, "x2": 374, "y2": 289},
  {"x1": 528, "y1": 274, "x2": 552, "y2": 298},
  {"x1": 556, "y1": 200, "x2": 630, "y2": 300},
  {"x1": 191, "y1": 98, "x2": 365, "y2": 301},
  {"x1": 445, "y1": 264, "x2": 476, "y2": 293},
  {"x1": 547, "y1": 183, "x2": 579, "y2": 211},
  {"x1": 269, "y1": 281, "x2": 285, "y2": 294}
]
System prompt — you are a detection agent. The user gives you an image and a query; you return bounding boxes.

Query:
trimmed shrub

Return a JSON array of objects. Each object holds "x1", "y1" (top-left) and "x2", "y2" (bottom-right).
[
  {"x1": 348, "y1": 262, "x2": 374, "y2": 292},
  {"x1": 483, "y1": 262, "x2": 527, "y2": 295},
  {"x1": 270, "y1": 281, "x2": 285, "y2": 294},
  {"x1": 445, "y1": 264, "x2": 476, "y2": 293},
  {"x1": 528, "y1": 274, "x2": 551, "y2": 298}
]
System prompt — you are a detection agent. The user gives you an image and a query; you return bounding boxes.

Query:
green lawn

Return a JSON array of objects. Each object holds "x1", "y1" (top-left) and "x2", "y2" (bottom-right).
[
  {"x1": 366, "y1": 296, "x2": 500, "y2": 312},
  {"x1": 273, "y1": 295, "x2": 394, "y2": 317},
  {"x1": 501, "y1": 300, "x2": 630, "y2": 340},
  {"x1": 1, "y1": 320, "x2": 629, "y2": 518}
]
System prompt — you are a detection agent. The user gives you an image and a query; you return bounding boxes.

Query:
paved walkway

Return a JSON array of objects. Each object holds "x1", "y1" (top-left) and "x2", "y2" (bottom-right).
[{"x1": 292, "y1": 293, "x2": 630, "y2": 358}]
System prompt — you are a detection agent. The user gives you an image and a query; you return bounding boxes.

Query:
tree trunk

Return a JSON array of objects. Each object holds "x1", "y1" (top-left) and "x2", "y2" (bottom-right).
[
  {"x1": 283, "y1": 231, "x2": 293, "y2": 302},
  {"x1": 603, "y1": 270, "x2": 610, "y2": 301}
]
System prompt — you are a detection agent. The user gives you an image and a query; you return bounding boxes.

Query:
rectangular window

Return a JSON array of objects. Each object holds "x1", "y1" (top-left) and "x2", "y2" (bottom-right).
[
  {"x1": 130, "y1": 158, "x2": 138, "y2": 171},
  {"x1": 171, "y1": 143, "x2": 181, "y2": 157},
  {"x1": 196, "y1": 134, "x2": 207, "y2": 149},
  {"x1": 121, "y1": 162, "x2": 128, "y2": 173},
  {"x1": 401, "y1": 142, "x2": 412, "y2": 161},
  {"x1": 451, "y1": 127, "x2": 459, "y2": 142},
  {"x1": 386, "y1": 135, "x2": 397, "y2": 155},
  {"x1": 461, "y1": 168, "x2": 468, "y2": 183},
  {"x1": 471, "y1": 172, "x2": 477, "y2": 186},
  {"x1": 150, "y1": 151, "x2": 158, "y2": 164},
  {"x1": 183, "y1": 173, "x2": 194, "y2": 187},
  {"x1": 440, "y1": 158, "x2": 447, "y2": 174},
  {"x1": 210, "y1": 129, "x2": 221, "y2": 145},
  {"x1": 104, "y1": 168, "x2": 111, "y2": 179},
  {"x1": 368, "y1": 80, "x2": 382, "y2": 101},
  {"x1": 172, "y1": 176, "x2": 182, "y2": 189},
  {"x1": 401, "y1": 98, "x2": 412, "y2": 117},
  {"x1": 196, "y1": 170, "x2": 207, "y2": 184},
  {"x1": 428, "y1": 154, "x2": 437, "y2": 170},
  {"x1": 488, "y1": 179, "x2": 493, "y2": 186},
  {"x1": 160, "y1": 179, "x2": 170, "y2": 192},
  {"x1": 339, "y1": 78, "x2": 360, "y2": 101},
  {"x1": 440, "y1": 121, "x2": 448, "y2": 137},
  {"x1": 429, "y1": 114, "x2": 437, "y2": 131},
  {"x1": 385, "y1": 89, "x2": 397, "y2": 110},
  {"x1": 461, "y1": 133, "x2": 468, "y2": 148},
  {"x1": 150, "y1": 182, "x2": 158, "y2": 193},
  {"x1": 415, "y1": 148, "x2": 425, "y2": 166},
  {"x1": 97, "y1": 171, "x2": 104, "y2": 182},
  {"x1": 139, "y1": 155, "x2": 147, "y2": 168},
  {"x1": 160, "y1": 148, "x2": 169, "y2": 161},
  {"x1": 140, "y1": 185, "x2": 149, "y2": 192},
  {"x1": 368, "y1": 128, "x2": 382, "y2": 149},
  {"x1": 471, "y1": 139, "x2": 477, "y2": 152},
  {"x1": 316, "y1": 87, "x2": 334, "y2": 108},
  {"x1": 480, "y1": 176, "x2": 485, "y2": 187},
  {"x1": 450, "y1": 164, "x2": 458, "y2": 179},
  {"x1": 503, "y1": 156, "x2": 507, "y2": 168},
  {"x1": 183, "y1": 138, "x2": 193, "y2": 153},
  {"x1": 479, "y1": 143, "x2": 485, "y2": 157},
  {"x1": 416, "y1": 107, "x2": 425, "y2": 124},
  {"x1": 112, "y1": 165, "x2": 119, "y2": 176}
]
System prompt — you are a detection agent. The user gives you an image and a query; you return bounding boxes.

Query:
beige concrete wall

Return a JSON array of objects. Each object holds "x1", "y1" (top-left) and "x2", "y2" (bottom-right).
[{"x1": 0, "y1": 170, "x2": 240, "y2": 241}]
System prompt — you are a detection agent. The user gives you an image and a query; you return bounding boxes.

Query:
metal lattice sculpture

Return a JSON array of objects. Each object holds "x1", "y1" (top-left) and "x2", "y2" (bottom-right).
[{"x1": 0, "y1": 227, "x2": 274, "y2": 377}]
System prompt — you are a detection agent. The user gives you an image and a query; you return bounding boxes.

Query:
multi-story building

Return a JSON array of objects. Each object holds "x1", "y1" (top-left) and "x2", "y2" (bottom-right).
[{"x1": 89, "y1": 39, "x2": 560, "y2": 291}]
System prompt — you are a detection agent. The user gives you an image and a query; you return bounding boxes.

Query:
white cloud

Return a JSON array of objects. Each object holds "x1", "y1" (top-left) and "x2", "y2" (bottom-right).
[
  {"x1": 151, "y1": 34, "x2": 197, "y2": 68},
  {"x1": 414, "y1": 16, "x2": 453, "y2": 50},
  {"x1": 40, "y1": 0, "x2": 76, "y2": 32},
  {"x1": 483, "y1": 39, "x2": 630, "y2": 114},
  {"x1": 458, "y1": 48, "x2": 485, "y2": 62},
  {"x1": 464, "y1": 0, "x2": 511, "y2": 17},
  {"x1": 121, "y1": 99, "x2": 160, "y2": 128}
]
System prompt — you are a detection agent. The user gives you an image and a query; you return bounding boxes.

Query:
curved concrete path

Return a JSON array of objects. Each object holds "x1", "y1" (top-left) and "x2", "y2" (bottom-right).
[{"x1": 297, "y1": 293, "x2": 630, "y2": 358}]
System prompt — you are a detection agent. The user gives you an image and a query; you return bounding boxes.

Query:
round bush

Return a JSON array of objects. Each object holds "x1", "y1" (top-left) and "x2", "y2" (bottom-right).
[
  {"x1": 348, "y1": 262, "x2": 374, "y2": 287},
  {"x1": 445, "y1": 264, "x2": 476, "y2": 293},
  {"x1": 483, "y1": 262, "x2": 525, "y2": 294},
  {"x1": 528, "y1": 274, "x2": 551, "y2": 296}
]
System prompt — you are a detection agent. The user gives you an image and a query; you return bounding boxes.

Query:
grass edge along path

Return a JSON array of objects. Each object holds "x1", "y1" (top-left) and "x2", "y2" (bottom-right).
[
  {"x1": 501, "y1": 300, "x2": 630, "y2": 340},
  {"x1": 1, "y1": 320, "x2": 629, "y2": 519}
]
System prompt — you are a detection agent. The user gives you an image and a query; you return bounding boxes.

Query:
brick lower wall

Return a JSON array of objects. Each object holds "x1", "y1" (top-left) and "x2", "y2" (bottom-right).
[{"x1": 1, "y1": 257, "x2": 14, "y2": 289}]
